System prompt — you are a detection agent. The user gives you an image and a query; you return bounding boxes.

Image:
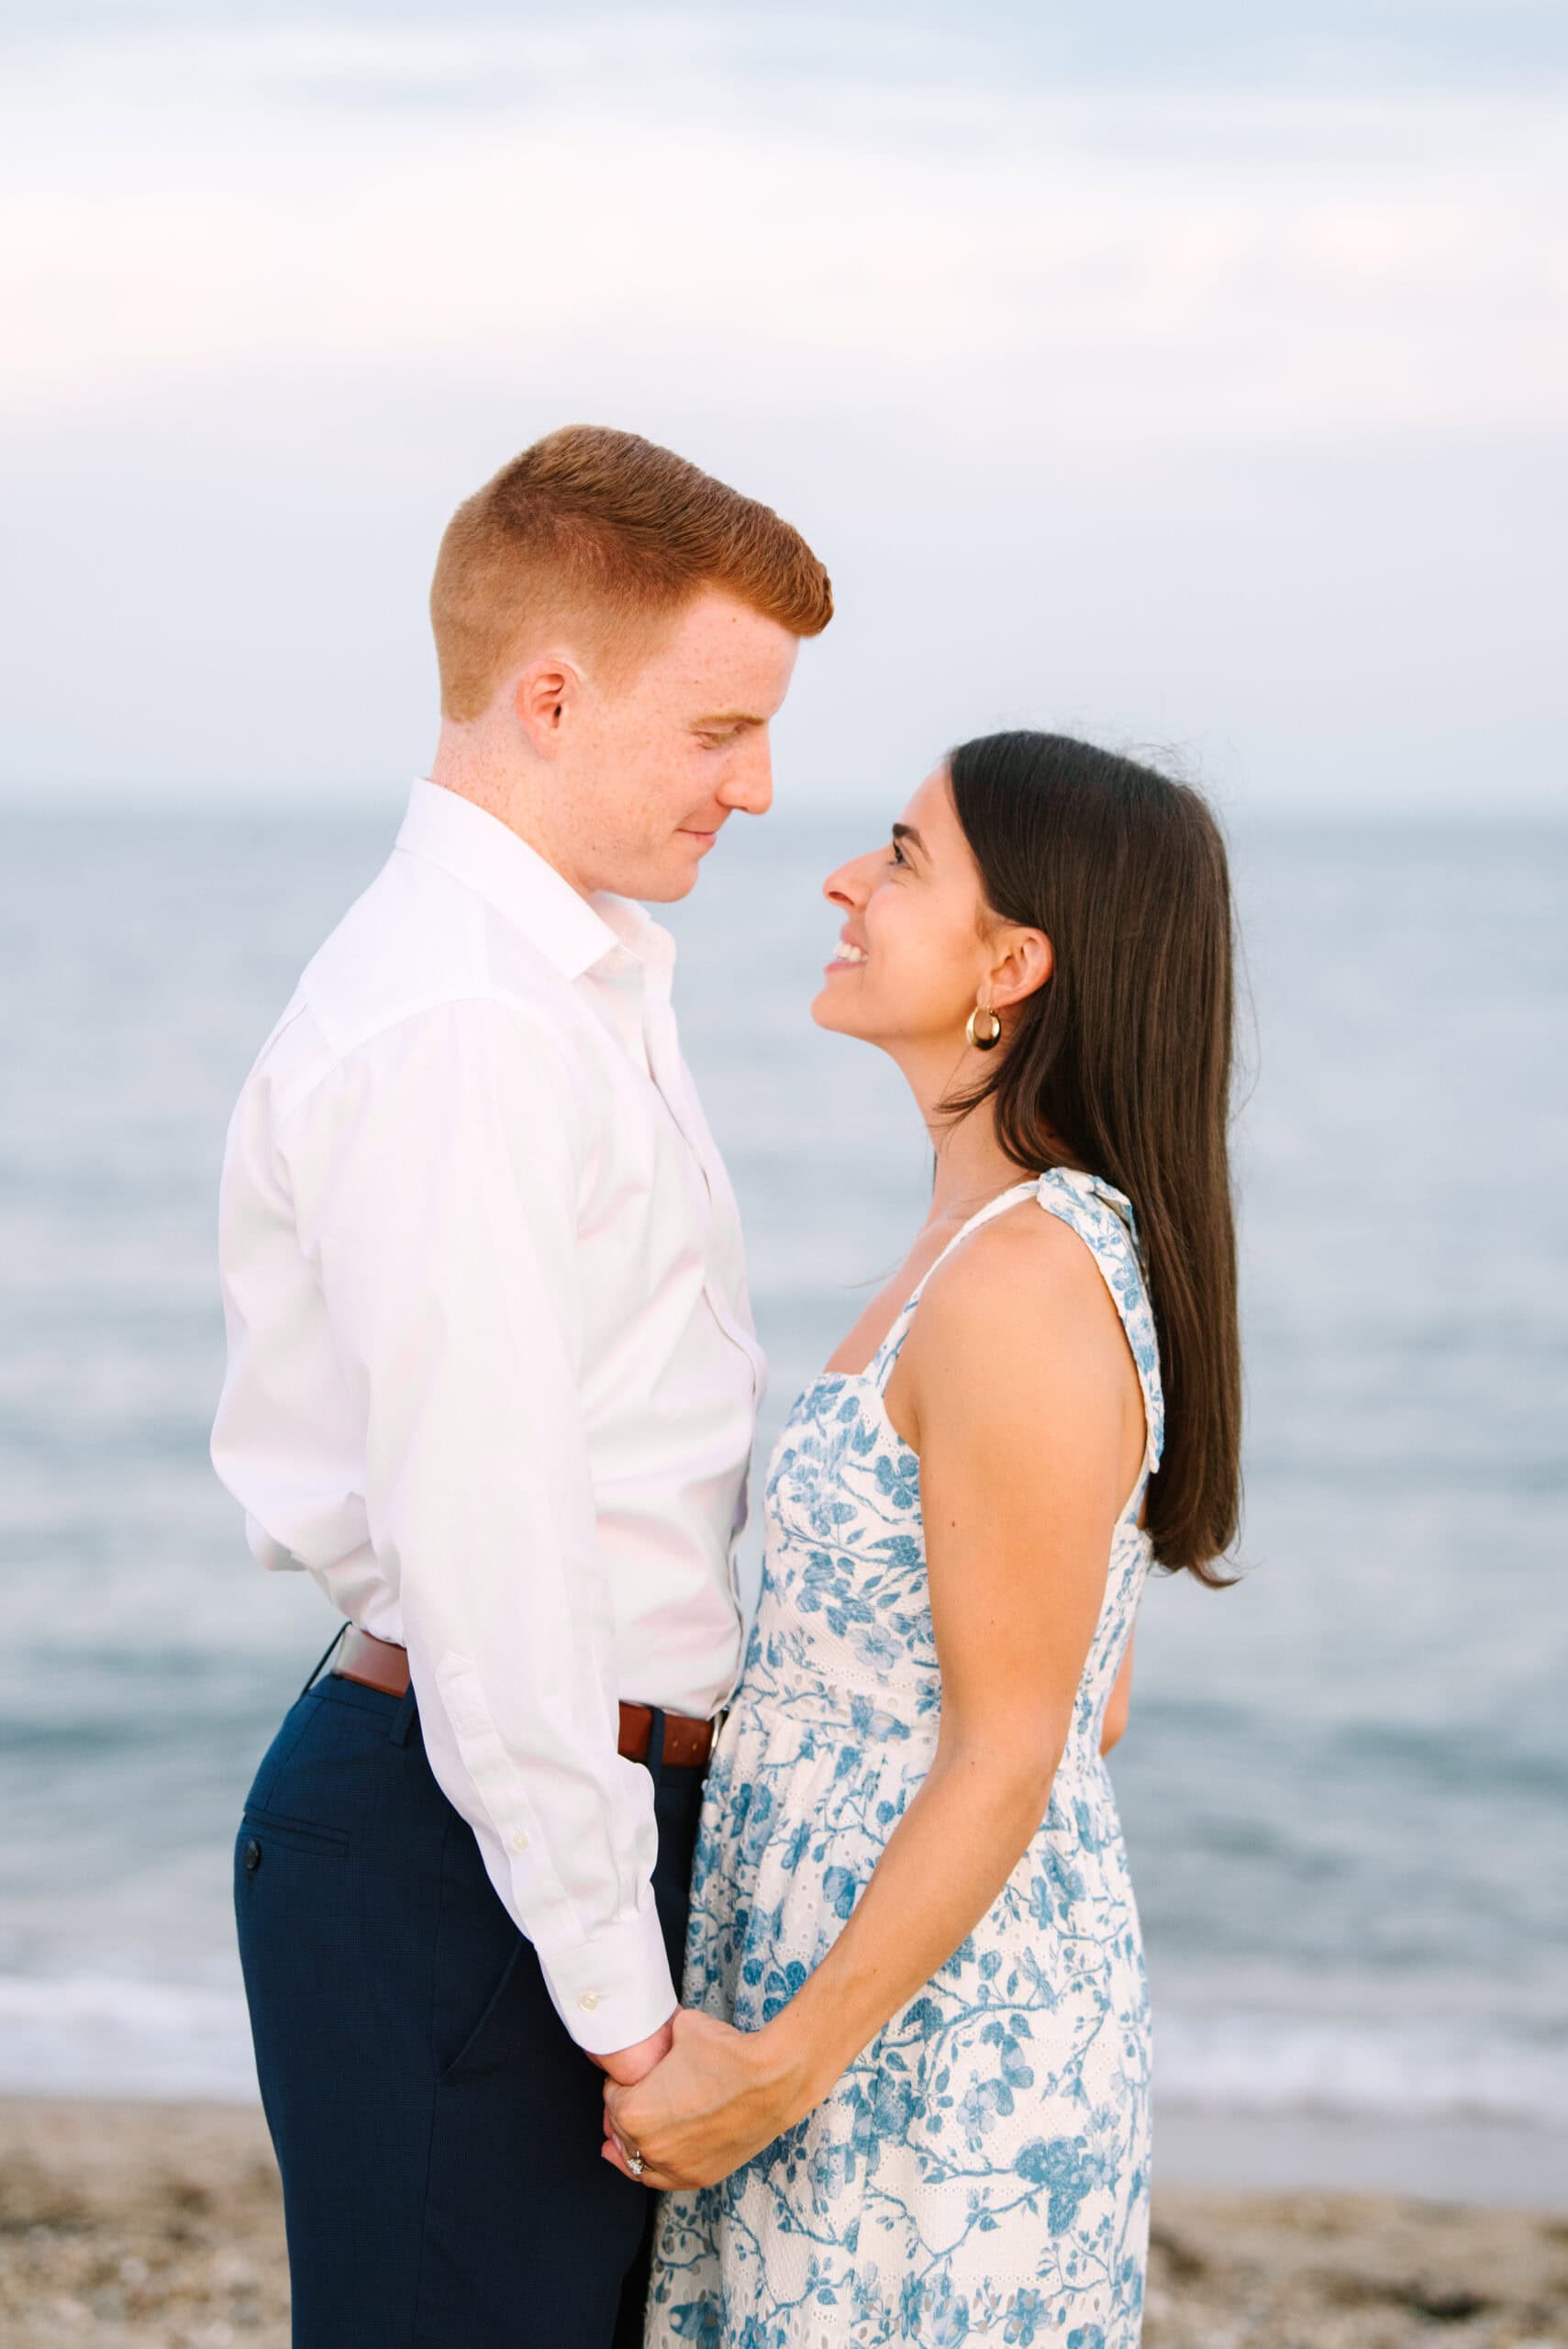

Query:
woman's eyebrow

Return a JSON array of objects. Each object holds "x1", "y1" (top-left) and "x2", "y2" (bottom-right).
[{"x1": 892, "y1": 822, "x2": 927, "y2": 856}]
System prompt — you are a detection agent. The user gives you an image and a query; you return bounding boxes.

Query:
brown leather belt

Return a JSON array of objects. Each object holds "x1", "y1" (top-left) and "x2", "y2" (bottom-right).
[{"x1": 330, "y1": 1625, "x2": 716, "y2": 1770}]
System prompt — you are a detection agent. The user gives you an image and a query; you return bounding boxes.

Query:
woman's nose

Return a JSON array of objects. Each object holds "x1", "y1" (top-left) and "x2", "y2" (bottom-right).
[{"x1": 822, "y1": 852, "x2": 872, "y2": 909}]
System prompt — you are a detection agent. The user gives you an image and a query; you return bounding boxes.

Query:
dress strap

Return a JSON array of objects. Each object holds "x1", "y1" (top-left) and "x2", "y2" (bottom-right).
[
  {"x1": 870, "y1": 1171, "x2": 1165, "y2": 1483},
  {"x1": 868, "y1": 1179, "x2": 1040, "y2": 1394},
  {"x1": 1031, "y1": 1168, "x2": 1165, "y2": 1476}
]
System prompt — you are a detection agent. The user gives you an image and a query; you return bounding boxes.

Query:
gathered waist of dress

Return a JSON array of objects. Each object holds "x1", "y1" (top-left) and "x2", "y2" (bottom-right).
[
  {"x1": 728, "y1": 1659, "x2": 1122, "y2": 1791},
  {"x1": 732, "y1": 1650, "x2": 937, "y2": 1726}
]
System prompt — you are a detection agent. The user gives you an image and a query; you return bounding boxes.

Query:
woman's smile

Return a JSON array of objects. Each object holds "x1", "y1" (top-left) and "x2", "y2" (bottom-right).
[{"x1": 824, "y1": 930, "x2": 868, "y2": 974}]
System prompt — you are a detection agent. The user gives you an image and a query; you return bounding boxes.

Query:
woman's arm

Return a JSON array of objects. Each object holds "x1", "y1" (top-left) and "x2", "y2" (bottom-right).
[{"x1": 604, "y1": 1208, "x2": 1147, "y2": 2188}]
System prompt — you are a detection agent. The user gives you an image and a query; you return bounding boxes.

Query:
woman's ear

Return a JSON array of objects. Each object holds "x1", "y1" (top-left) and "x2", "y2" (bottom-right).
[{"x1": 987, "y1": 927, "x2": 1054, "y2": 1013}]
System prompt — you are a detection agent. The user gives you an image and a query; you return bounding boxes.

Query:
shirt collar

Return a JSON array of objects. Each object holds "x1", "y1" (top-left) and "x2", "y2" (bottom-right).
[
  {"x1": 395, "y1": 779, "x2": 670, "y2": 984},
  {"x1": 595, "y1": 890, "x2": 676, "y2": 982}
]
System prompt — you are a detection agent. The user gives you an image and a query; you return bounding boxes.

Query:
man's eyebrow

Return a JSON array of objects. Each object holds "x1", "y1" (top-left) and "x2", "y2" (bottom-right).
[
  {"x1": 892, "y1": 822, "x2": 927, "y2": 855},
  {"x1": 694, "y1": 709, "x2": 766, "y2": 729}
]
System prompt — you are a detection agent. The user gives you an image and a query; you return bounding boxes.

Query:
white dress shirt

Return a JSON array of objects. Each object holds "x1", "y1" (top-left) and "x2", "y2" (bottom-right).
[{"x1": 211, "y1": 780, "x2": 764, "y2": 2053}]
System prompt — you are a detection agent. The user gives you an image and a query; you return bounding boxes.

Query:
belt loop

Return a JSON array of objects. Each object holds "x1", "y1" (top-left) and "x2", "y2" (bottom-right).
[
  {"x1": 298, "y1": 1621, "x2": 347, "y2": 1698},
  {"x1": 645, "y1": 1706, "x2": 667, "y2": 1785},
  {"x1": 389, "y1": 1683, "x2": 418, "y2": 1747}
]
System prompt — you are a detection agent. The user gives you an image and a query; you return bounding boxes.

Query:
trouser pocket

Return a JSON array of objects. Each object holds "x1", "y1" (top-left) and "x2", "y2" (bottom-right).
[
  {"x1": 239, "y1": 1805, "x2": 350, "y2": 1862},
  {"x1": 439, "y1": 1933, "x2": 537, "y2": 2081}
]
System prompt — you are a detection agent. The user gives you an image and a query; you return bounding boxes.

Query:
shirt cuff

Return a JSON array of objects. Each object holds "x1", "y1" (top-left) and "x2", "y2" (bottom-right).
[{"x1": 538, "y1": 1903, "x2": 678, "y2": 2057}]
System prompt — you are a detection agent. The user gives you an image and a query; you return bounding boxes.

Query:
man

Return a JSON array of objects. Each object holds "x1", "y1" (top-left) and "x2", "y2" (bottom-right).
[{"x1": 210, "y1": 425, "x2": 831, "y2": 2346}]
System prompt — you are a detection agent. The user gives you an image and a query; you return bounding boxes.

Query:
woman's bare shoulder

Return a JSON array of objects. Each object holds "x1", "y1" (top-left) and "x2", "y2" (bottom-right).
[{"x1": 917, "y1": 1194, "x2": 1118, "y2": 1346}]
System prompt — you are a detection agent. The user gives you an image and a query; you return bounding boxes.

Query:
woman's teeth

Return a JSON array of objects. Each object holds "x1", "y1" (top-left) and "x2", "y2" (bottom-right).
[{"x1": 834, "y1": 943, "x2": 868, "y2": 964}]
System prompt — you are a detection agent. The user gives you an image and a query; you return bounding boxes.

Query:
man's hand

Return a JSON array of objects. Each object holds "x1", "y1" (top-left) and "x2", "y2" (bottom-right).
[
  {"x1": 590, "y1": 2013, "x2": 674, "y2": 2087},
  {"x1": 600, "y1": 2008, "x2": 808, "y2": 2190}
]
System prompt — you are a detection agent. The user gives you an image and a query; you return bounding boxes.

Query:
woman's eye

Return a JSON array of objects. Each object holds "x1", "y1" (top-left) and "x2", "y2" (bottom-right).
[{"x1": 887, "y1": 840, "x2": 907, "y2": 867}]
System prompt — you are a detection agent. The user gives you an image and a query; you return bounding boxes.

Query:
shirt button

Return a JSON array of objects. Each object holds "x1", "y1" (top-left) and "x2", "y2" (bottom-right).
[
  {"x1": 579, "y1": 1991, "x2": 600, "y2": 2012},
  {"x1": 510, "y1": 1829, "x2": 530, "y2": 1854},
  {"x1": 241, "y1": 1838, "x2": 262, "y2": 1873}
]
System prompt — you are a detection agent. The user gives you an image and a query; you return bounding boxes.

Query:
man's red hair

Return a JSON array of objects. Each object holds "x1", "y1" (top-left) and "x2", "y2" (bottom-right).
[{"x1": 430, "y1": 426, "x2": 833, "y2": 720}]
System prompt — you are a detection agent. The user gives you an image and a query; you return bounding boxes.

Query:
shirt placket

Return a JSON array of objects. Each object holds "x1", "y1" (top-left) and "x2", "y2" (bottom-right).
[{"x1": 636, "y1": 958, "x2": 764, "y2": 1411}]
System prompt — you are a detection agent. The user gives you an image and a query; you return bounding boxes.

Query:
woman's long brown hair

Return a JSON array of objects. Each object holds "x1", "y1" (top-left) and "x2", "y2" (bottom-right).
[{"x1": 947, "y1": 731, "x2": 1241, "y2": 1582}]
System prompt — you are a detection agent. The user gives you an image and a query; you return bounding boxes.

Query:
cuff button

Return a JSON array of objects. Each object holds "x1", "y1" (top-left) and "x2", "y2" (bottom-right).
[{"x1": 242, "y1": 1838, "x2": 262, "y2": 1873}]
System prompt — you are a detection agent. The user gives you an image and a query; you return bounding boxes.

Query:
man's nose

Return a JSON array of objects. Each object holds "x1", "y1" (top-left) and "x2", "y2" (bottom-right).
[{"x1": 721, "y1": 739, "x2": 773, "y2": 818}]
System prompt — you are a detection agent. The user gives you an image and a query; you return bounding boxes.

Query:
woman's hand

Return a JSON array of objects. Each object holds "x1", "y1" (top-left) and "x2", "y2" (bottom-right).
[{"x1": 601, "y1": 2007, "x2": 807, "y2": 2190}]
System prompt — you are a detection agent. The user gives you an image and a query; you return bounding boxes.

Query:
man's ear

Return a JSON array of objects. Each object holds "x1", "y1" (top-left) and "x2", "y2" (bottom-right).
[
  {"x1": 511, "y1": 653, "x2": 583, "y2": 758},
  {"x1": 988, "y1": 927, "x2": 1054, "y2": 1013}
]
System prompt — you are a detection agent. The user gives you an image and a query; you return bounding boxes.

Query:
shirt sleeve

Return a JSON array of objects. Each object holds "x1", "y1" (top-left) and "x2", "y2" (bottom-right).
[{"x1": 277, "y1": 996, "x2": 676, "y2": 2054}]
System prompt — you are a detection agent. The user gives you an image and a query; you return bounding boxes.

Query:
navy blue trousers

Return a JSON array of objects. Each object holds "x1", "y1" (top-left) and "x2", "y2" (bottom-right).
[{"x1": 234, "y1": 1664, "x2": 703, "y2": 2349}]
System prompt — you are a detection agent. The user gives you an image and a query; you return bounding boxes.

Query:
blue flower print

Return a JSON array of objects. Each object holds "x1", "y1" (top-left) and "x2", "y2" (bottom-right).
[
  {"x1": 958, "y1": 2078, "x2": 1013, "y2": 2150},
  {"x1": 1015, "y1": 2137, "x2": 1097, "y2": 2233},
  {"x1": 849, "y1": 1692, "x2": 911, "y2": 1745},
  {"x1": 1004, "y1": 2288, "x2": 1048, "y2": 2345},
  {"x1": 738, "y1": 1782, "x2": 775, "y2": 1863},
  {"x1": 823, "y1": 1866, "x2": 859, "y2": 1920},
  {"x1": 1027, "y1": 1847, "x2": 1086, "y2": 1927},
  {"x1": 760, "y1": 1959, "x2": 808, "y2": 2022},
  {"x1": 873, "y1": 1451, "x2": 920, "y2": 1510},
  {"x1": 979, "y1": 2019, "x2": 1036, "y2": 2091},
  {"x1": 778, "y1": 1817, "x2": 812, "y2": 1874},
  {"x1": 807, "y1": 2136, "x2": 851, "y2": 2205},
  {"x1": 668, "y1": 2297, "x2": 722, "y2": 2346},
  {"x1": 870, "y1": 2068, "x2": 918, "y2": 2139},
  {"x1": 850, "y1": 1622, "x2": 903, "y2": 1675},
  {"x1": 926, "y1": 2273, "x2": 971, "y2": 2346}
]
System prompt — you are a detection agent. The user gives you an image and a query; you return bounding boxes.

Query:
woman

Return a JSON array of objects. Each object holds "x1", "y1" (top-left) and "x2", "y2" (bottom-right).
[{"x1": 606, "y1": 731, "x2": 1240, "y2": 2347}]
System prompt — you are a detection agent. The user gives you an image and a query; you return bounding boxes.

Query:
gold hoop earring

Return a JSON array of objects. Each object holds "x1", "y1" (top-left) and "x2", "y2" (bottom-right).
[{"x1": 966, "y1": 1003, "x2": 1003, "y2": 1051}]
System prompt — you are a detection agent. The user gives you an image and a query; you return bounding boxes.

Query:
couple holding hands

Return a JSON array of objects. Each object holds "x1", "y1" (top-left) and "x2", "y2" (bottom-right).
[{"x1": 212, "y1": 427, "x2": 1240, "y2": 2349}]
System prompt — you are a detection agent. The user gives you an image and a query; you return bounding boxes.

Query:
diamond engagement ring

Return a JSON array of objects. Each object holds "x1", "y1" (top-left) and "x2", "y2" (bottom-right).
[{"x1": 626, "y1": 2146, "x2": 645, "y2": 2177}]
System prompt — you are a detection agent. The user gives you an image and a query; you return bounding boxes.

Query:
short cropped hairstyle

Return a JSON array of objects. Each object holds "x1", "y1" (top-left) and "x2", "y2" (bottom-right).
[{"x1": 430, "y1": 425, "x2": 833, "y2": 720}]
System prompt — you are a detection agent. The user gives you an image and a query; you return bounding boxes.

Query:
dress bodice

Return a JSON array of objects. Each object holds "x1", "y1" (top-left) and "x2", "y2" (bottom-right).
[{"x1": 750, "y1": 1166, "x2": 1165, "y2": 1765}]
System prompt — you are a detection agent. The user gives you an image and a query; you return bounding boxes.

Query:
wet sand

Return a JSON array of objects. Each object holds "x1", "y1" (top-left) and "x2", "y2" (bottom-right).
[{"x1": 1, "y1": 2097, "x2": 1565, "y2": 2346}]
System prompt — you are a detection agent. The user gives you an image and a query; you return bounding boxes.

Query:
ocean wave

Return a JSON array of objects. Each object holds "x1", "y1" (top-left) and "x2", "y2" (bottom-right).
[
  {"x1": 0, "y1": 1972, "x2": 258, "y2": 2102},
  {"x1": 1156, "y1": 2009, "x2": 1568, "y2": 2131},
  {"x1": 1, "y1": 1972, "x2": 1563, "y2": 2131}
]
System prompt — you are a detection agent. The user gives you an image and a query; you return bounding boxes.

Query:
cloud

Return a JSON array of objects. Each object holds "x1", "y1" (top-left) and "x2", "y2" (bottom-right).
[
  {"x1": 14, "y1": 3, "x2": 1568, "y2": 93},
  {"x1": 4, "y1": 27, "x2": 1564, "y2": 445},
  {"x1": 2, "y1": 9, "x2": 1565, "y2": 808}
]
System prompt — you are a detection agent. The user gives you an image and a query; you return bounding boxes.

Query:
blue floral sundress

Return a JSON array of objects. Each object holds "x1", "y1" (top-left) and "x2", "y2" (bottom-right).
[{"x1": 646, "y1": 1169, "x2": 1165, "y2": 2349}]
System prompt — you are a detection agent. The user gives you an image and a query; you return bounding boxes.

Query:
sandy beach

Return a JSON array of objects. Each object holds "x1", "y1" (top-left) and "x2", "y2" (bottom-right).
[{"x1": 1, "y1": 2099, "x2": 1564, "y2": 2348}]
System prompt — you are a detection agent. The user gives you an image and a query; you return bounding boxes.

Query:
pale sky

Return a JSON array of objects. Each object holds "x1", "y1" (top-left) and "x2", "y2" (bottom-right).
[{"x1": 5, "y1": 2, "x2": 1565, "y2": 814}]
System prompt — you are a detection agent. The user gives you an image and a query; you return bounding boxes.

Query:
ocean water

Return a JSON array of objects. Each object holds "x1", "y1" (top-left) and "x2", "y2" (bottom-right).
[{"x1": 1, "y1": 802, "x2": 1564, "y2": 2152}]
